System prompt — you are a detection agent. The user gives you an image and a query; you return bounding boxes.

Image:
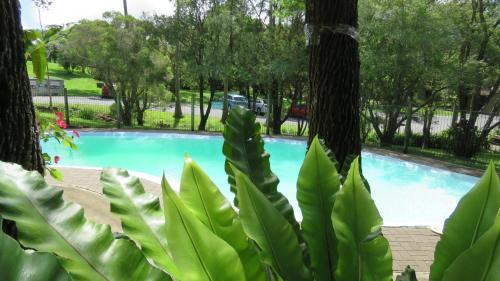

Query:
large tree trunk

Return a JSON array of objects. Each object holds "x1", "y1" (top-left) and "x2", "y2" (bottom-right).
[
  {"x1": 0, "y1": 0, "x2": 44, "y2": 173},
  {"x1": 1, "y1": 0, "x2": 45, "y2": 239},
  {"x1": 306, "y1": 0, "x2": 361, "y2": 169}
]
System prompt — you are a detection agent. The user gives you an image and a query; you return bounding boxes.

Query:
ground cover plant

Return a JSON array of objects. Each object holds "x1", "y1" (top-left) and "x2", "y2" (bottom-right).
[{"x1": 0, "y1": 108, "x2": 498, "y2": 281}]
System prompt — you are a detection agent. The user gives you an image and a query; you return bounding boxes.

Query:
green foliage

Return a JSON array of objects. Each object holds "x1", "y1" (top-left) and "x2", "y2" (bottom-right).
[
  {"x1": 223, "y1": 107, "x2": 305, "y2": 254},
  {"x1": 234, "y1": 166, "x2": 312, "y2": 280},
  {"x1": 162, "y1": 176, "x2": 247, "y2": 281},
  {"x1": 440, "y1": 212, "x2": 500, "y2": 281},
  {"x1": 77, "y1": 108, "x2": 96, "y2": 120},
  {"x1": 101, "y1": 169, "x2": 179, "y2": 279},
  {"x1": 0, "y1": 108, "x2": 499, "y2": 281},
  {"x1": 396, "y1": 266, "x2": 418, "y2": 281},
  {"x1": 297, "y1": 136, "x2": 340, "y2": 281},
  {"x1": 24, "y1": 30, "x2": 47, "y2": 81},
  {"x1": 430, "y1": 162, "x2": 500, "y2": 281},
  {"x1": 331, "y1": 158, "x2": 393, "y2": 281},
  {"x1": 0, "y1": 217, "x2": 72, "y2": 281},
  {"x1": 0, "y1": 162, "x2": 169, "y2": 281},
  {"x1": 179, "y1": 157, "x2": 266, "y2": 281}
]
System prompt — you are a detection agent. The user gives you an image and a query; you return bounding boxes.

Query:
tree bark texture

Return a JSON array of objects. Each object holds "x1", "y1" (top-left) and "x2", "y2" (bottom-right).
[
  {"x1": 306, "y1": 0, "x2": 361, "y2": 168},
  {"x1": 0, "y1": 0, "x2": 44, "y2": 174}
]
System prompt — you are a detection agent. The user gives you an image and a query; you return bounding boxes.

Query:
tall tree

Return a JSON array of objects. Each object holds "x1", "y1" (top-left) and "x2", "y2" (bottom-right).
[
  {"x1": 306, "y1": 0, "x2": 361, "y2": 168},
  {"x1": 0, "y1": 0, "x2": 44, "y2": 173}
]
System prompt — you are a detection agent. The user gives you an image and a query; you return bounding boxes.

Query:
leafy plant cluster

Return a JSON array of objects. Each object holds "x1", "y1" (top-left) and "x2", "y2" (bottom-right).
[{"x1": 0, "y1": 108, "x2": 499, "y2": 281}]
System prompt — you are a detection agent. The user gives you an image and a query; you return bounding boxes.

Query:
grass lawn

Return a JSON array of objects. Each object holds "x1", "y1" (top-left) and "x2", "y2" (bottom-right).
[
  {"x1": 372, "y1": 144, "x2": 500, "y2": 171},
  {"x1": 27, "y1": 61, "x2": 101, "y2": 97}
]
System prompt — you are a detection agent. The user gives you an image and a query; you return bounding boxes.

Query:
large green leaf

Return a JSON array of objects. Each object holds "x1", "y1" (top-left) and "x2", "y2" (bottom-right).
[
  {"x1": 101, "y1": 168, "x2": 179, "y2": 279},
  {"x1": 0, "y1": 162, "x2": 169, "y2": 281},
  {"x1": 297, "y1": 136, "x2": 340, "y2": 281},
  {"x1": 223, "y1": 107, "x2": 306, "y2": 261},
  {"x1": 161, "y1": 176, "x2": 247, "y2": 281},
  {"x1": 31, "y1": 42, "x2": 47, "y2": 81},
  {"x1": 430, "y1": 162, "x2": 500, "y2": 281},
  {"x1": 179, "y1": 157, "x2": 266, "y2": 281},
  {"x1": 331, "y1": 158, "x2": 393, "y2": 281},
  {"x1": 441, "y1": 212, "x2": 500, "y2": 281},
  {"x1": 233, "y1": 167, "x2": 311, "y2": 281},
  {"x1": 0, "y1": 217, "x2": 72, "y2": 281}
]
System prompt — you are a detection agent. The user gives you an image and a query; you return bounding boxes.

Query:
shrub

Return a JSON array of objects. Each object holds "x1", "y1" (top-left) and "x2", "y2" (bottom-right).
[
  {"x1": 391, "y1": 132, "x2": 451, "y2": 149},
  {"x1": 109, "y1": 103, "x2": 119, "y2": 119},
  {"x1": 77, "y1": 108, "x2": 96, "y2": 120},
  {"x1": 0, "y1": 107, "x2": 499, "y2": 281}
]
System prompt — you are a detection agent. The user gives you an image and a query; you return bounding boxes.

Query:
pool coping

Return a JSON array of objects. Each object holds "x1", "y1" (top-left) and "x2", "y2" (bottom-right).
[
  {"x1": 363, "y1": 146, "x2": 484, "y2": 177},
  {"x1": 71, "y1": 128, "x2": 484, "y2": 177}
]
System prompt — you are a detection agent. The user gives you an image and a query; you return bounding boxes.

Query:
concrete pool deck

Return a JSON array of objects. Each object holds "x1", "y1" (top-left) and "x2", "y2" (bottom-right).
[{"x1": 46, "y1": 166, "x2": 441, "y2": 281}]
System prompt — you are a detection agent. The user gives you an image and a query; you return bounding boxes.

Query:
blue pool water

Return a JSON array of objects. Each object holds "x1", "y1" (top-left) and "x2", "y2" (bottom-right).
[{"x1": 42, "y1": 131, "x2": 478, "y2": 229}]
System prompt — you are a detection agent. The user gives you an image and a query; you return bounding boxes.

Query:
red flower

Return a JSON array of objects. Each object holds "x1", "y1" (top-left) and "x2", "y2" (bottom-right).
[
  {"x1": 56, "y1": 119, "x2": 67, "y2": 129},
  {"x1": 72, "y1": 130, "x2": 80, "y2": 138},
  {"x1": 54, "y1": 155, "x2": 60, "y2": 164},
  {"x1": 55, "y1": 111, "x2": 64, "y2": 120}
]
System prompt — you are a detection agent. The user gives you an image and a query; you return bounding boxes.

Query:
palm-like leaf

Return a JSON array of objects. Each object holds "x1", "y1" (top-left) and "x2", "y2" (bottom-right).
[
  {"x1": 430, "y1": 162, "x2": 500, "y2": 281},
  {"x1": 441, "y1": 212, "x2": 500, "y2": 281},
  {"x1": 297, "y1": 136, "x2": 340, "y2": 281},
  {"x1": 0, "y1": 162, "x2": 169, "y2": 281},
  {"x1": 161, "y1": 176, "x2": 247, "y2": 281},
  {"x1": 101, "y1": 168, "x2": 179, "y2": 279},
  {"x1": 331, "y1": 158, "x2": 393, "y2": 281},
  {"x1": 0, "y1": 217, "x2": 72, "y2": 281},
  {"x1": 223, "y1": 107, "x2": 305, "y2": 260},
  {"x1": 179, "y1": 157, "x2": 266, "y2": 281},
  {"x1": 234, "y1": 167, "x2": 311, "y2": 281}
]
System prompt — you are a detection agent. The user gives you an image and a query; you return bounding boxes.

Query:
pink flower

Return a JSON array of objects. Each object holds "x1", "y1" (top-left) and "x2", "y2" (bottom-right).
[
  {"x1": 56, "y1": 119, "x2": 67, "y2": 129},
  {"x1": 54, "y1": 155, "x2": 60, "y2": 164},
  {"x1": 55, "y1": 111, "x2": 64, "y2": 120},
  {"x1": 72, "y1": 130, "x2": 80, "y2": 138}
]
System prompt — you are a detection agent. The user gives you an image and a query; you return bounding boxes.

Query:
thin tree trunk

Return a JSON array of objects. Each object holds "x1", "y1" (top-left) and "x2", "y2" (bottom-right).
[
  {"x1": 173, "y1": 45, "x2": 183, "y2": 118},
  {"x1": 221, "y1": 77, "x2": 229, "y2": 123},
  {"x1": 403, "y1": 98, "x2": 412, "y2": 153},
  {"x1": 173, "y1": 0, "x2": 183, "y2": 118},
  {"x1": 306, "y1": 0, "x2": 361, "y2": 169}
]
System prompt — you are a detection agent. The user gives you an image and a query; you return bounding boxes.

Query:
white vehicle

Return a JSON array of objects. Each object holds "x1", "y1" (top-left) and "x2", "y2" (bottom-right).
[
  {"x1": 253, "y1": 98, "x2": 268, "y2": 115},
  {"x1": 227, "y1": 93, "x2": 248, "y2": 109}
]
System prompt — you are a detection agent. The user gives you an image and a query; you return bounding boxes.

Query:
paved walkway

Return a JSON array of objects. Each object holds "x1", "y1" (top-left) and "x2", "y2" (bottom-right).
[{"x1": 46, "y1": 167, "x2": 439, "y2": 281}]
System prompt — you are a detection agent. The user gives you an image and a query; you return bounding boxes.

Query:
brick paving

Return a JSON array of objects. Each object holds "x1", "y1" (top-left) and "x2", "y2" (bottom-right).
[{"x1": 46, "y1": 167, "x2": 440, "y2": 281}]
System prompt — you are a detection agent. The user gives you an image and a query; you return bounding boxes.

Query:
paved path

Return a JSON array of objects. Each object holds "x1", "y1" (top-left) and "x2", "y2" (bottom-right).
[{"x1": 46, "y1": 167, "x2": 439, "y2": 280}]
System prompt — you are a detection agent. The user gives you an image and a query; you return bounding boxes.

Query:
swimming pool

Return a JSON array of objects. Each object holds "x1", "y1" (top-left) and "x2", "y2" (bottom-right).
[{"x1": 42, "y1": 131, "x2": 478, "y2": 229}]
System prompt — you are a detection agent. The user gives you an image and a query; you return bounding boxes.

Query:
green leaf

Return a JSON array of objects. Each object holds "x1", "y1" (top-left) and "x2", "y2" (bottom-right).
[
  {"x1": 0, "y1": 161, "x2": 170, "y2": 281},
  {"x1": 430, "y1": 162, "x2": 500, "y2": 281},
  {"x1": 331, "y1": 157, "x2": 393, "y2": 281},
  {"x1": 233, "y1": 166, "x2": 311, "y2": 281},
  {"x1": 31, "y1": 43, "x2": 47, "y2": 81},
  {"x1": 0, "y1": 217, "x2": 73, "y2": 281},
  {"x1": 396, "y1": 266, "x2": 418, "y2": 281},
  {"x1": 223, "y1": 107, "x2": 306, "y2": 262},
  {"x1": 101, "y1": 168, "x2": 179, "y2": 279},
  {"x1": 441, "y1": 212, "x2": 500, "y2": 281},
  {"x1": 297, "y1": 136, "x2": 340, "y2": 281},
  {"x1": 161, "y1": 176, "x2": 247, "y2": 281},
  {"x1": 179, "y1": 157, "x2": 266, "y2": 281},
  {"x1": 48, "y1": 167, "x2": 63, "y2": 181}
]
